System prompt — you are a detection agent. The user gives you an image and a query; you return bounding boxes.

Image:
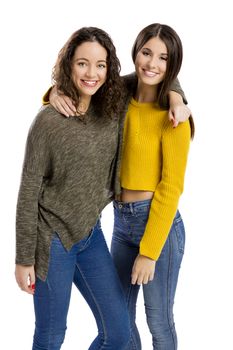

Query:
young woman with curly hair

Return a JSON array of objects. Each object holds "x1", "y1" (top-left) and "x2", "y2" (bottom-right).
[{"x1": 15, "y1": 27, "x2": 130, "y2": 350}]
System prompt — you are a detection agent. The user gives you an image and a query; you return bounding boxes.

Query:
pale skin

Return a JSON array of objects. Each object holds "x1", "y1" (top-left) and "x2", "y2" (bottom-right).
[
  {"x1": 32, "y1": 37, "x2": 191, "y2": 288},
  {"x1": 15, "y1": 265, "x2": 36, "y2": 295},
  {"x1": 15, "y1": 41, "x2": 108, "y2": 294}
]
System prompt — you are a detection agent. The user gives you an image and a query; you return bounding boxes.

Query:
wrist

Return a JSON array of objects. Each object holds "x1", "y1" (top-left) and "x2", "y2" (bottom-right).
[{"x1": 139, "y1": 254, "x2": 156, "y2": 262}]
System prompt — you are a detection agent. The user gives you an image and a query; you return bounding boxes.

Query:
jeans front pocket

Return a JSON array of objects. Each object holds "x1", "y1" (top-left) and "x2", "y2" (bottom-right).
[
  {"x1": 174, "y1": 213, "x2": 186, "y2": 254},
  {"x1": 123, "y1": 212, "x2": 148, "y2": 245},
  {"x1": 134, "y1": 208, "x2": 150, "y2": 226}
]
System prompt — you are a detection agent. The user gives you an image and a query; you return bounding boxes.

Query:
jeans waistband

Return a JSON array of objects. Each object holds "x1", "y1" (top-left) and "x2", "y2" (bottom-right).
[{"x1": 113, "y1": 199, "x2": 152, "y2": 214}]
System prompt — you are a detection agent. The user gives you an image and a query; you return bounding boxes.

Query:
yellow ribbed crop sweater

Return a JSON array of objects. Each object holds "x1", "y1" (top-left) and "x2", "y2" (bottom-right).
[{"x1": 120, "y1": 98, "x2": 191, "y2": 261}]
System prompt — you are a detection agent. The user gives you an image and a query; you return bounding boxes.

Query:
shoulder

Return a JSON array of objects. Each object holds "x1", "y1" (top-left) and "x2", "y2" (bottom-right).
[
  {"x1": 30, "y1": 105, "x2": 63, "y2": 131},
  {"x1": 35, "y1": 104, "x2": 62, "y2": 124},
  {"x1": 27, "y1": 105, "x2": 64, "y2": 143},
  {"x1": 122, "y1": 72, "x2": 138, "y2": 88},
  {"x1": 163, "y1": 118, "x2": 191, "y2": 143},
  {"x1": 121, "y1": 72, "x2": 137, "y2": 93}
]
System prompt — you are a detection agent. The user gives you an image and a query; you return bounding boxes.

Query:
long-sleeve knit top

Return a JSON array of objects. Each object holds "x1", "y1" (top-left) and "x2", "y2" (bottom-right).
[
  {"x1": 17, "y1": 73, "x2": 186, "y2": 280},
  {"x1": 119, "y1": 97, "x2": 191, "y2": 260},
  {"x1": 16, "y1": 104, "x2": 119, "y2": 280}
]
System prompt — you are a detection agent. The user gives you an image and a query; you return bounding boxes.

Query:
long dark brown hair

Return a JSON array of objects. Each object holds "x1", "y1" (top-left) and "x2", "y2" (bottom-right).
[
  {"x1": 132, "y1": 23, "x2": 194, "y2": 138},
  {"x1": 52, "y1": 27, "x2": 124, "y2": 119}
]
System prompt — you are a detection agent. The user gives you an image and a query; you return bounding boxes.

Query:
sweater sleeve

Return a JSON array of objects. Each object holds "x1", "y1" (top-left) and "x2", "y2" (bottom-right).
[
  {"x1": 139, "y1": 120, "x2": 191, "y2": 260},
  {"x1": 42, "y1": 86, "x2": 53, "y2": 105},
  {"x1": 170, "y1": 78, "x2": 188, "y2": 104},
  {"x1": 15, "y1": 112, "x2": 51, "y2": 265}
]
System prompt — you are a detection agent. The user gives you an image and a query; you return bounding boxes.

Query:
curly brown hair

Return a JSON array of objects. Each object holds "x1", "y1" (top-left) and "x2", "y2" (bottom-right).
[{"x1": 52, "y1": 27, "x2": 125, "y2": 119}]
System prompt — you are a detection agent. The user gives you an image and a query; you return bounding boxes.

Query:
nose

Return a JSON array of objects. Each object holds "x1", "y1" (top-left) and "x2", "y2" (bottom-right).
[
  {"x1": 148, "y1": 56, "x2": 158, "y2": 69},
  {"x1": 85, "y1": 64, "x2": 96, "y2": 78}
]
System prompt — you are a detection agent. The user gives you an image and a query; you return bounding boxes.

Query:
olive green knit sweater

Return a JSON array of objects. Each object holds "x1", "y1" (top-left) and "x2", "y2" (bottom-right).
[{"x1": 16, "y1": 104, "x2": 119, "y2": 280}]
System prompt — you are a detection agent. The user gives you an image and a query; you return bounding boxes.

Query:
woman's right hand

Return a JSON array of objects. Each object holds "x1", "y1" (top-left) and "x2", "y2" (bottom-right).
[
  {"x1": 50, "y1": 86, "x2": 76, "y2": 117},
  {"x1": 15, "y1": 264, "x2": 36, "y2": 295}
]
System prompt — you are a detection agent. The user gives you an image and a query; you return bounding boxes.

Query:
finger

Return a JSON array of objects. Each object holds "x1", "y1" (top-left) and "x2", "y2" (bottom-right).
[
  {"x1": 62, "y1": 102, "x2": 76, "y2": 117},
  {"x1": 136, "y1": 272, "x2": 145, "y2": 286},
  {"x1": 29, "y1": 272, "x2": 36, "y2": 293},
  {"x1": 131, "y1": 271, "x2": 138, "y2": 285},
  {"x1": 136, "y1": 273, "x2": 144, "y2": 285},
  {"x1": 63, "y1": 96, "x2": 77, "y2": 113},
  {"x1": 149, "y1": 271, "x2": 155, "y2": 282},
  {"x1": 51, "y1": 100, "x2": 69, "y2": 117},
  {"x1": 142, "y1": 275, "x2": 149, "y2": 285},
  {"x1": 168, "y1": 110, "x2": 175, "y2": 121},
  {"x1": 25, "y1": 285, "x2": 34, "y2": 295},
  {"x1": 28, "y1": 284, "x2": 35, "y2": 294},
  {"x1": 56, "y1": 101, "x2": 73, "y2": 117},
  {"x1": 18, "y1": 280, "x2": 33, "y2": 294},
  {"x1": 172, "y1": 119, "x2": 179, "y2": 128},
  {"x1": 60, "y1": 95, "x2": 77, "y2": 115},
  {"x1": 60, "y1": 100, "x2": 76, "y2": 116}
]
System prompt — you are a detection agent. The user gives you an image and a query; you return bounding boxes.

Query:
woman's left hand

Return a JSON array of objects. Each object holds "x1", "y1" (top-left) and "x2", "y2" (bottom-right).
[{"x1": 131, "y1": 254, "x2": 156, "y2": 285}]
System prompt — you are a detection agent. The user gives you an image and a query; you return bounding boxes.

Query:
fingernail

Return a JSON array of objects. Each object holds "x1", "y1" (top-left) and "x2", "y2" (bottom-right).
[{"x1": 31, "y1": 284, "x2": 35, "y2": 290}]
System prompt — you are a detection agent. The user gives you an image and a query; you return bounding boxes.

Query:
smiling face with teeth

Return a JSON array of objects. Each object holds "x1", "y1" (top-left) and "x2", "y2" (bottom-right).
[
  {"x1": 131, "y1": 23, "x2": 183, "y2": 105},
  {"x1": 135, "y1": 36, "x2": 168, "y2": 89},
  {"x1": 71, "y1": 41, "x2": 108, "y2": 104}
]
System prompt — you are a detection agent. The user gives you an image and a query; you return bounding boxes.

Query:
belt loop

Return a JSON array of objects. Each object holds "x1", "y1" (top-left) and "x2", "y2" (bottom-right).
[{"x1": 129, "y1": 203, "x2": 134, "y2": 214}]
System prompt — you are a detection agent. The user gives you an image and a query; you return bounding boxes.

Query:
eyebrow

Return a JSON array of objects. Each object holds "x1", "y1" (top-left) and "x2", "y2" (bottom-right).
[
  {"x1": 142, "y1": 47, "x2": 168, "y2": 56},
  {"x1": 74, "y1": 58, "x2": 107, "y2": 63}
]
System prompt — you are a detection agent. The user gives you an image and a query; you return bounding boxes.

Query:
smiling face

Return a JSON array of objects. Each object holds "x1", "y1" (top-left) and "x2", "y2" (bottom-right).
[
  {"x1": 71, "y1": 41, "x2": 107, "y2": 100},
  {"x1": 134, "y1": 36, "x2": 168, "y2": 88}
]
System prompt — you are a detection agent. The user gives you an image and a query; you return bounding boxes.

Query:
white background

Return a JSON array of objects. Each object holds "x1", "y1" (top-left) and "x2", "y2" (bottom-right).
[{"x1": 0, "y1": 0, "x2": 233, "y2": 349}]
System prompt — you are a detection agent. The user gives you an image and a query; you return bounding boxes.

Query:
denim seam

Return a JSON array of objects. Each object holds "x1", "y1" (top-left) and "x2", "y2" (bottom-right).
[
  {"x1": 127, "y1": 283, "x2": 140, "y2": 350},
  {"x1": 74, "y1": 262, "x2": 107, "y2": 349},
  {"x1": 174, "y1": 221, "x2": 185, "y2": 255},
  {"x1": 43, "y1": 278, "x2": 55, "y2": 349},
  {"x1": 167, "y1": 234, "x2": 177, "y2": 350}
]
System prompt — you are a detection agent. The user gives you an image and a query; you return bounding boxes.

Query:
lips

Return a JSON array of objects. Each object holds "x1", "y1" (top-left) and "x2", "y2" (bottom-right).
[
  {"x1": 143, "y1": 69, "x2": 158, "y2": 77},
  {"x1": 81, "y1": 80, "x2": 98, "y2": 87}
]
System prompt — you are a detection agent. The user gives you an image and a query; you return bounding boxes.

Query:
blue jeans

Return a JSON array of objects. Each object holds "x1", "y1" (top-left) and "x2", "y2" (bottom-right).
[
  {"x1": 32, "y1": 220, "x2": 130, "y2": 350},
  {"x1": 111, "y1": 200, "x2": 185, "y2": 350}
]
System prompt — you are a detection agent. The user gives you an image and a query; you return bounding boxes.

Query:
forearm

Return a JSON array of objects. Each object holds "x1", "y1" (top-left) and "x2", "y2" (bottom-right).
[
  {"x1": 140, "y1": 121, "x2": 191, "y2": 260},
  {"x1": 169, "y1": 90, "x2": 185, "y2": 106},
  {"x1": 169, "y1": 78, "x2": 187, "y2": 105},
  {"x1": 16, "y1": 171, "x2": 43, "y2": 265}
]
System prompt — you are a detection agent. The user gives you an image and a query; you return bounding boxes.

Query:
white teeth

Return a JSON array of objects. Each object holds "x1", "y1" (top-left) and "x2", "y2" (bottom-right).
[
  {"x1": 83, "y1": 80, "x2": 97, "y2": 86},
  {"x1": 144, "y1": 70, "x2": 157, "y2": 77}
]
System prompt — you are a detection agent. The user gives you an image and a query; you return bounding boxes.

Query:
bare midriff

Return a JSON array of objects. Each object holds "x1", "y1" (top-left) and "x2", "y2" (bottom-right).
[{"x1": 120, "y1": 188, "x2": 154, "y2": 202}]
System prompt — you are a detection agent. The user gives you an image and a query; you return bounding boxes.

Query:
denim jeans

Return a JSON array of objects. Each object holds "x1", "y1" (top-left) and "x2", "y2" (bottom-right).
[
  {"x1": 111, "y1": 200, "x2": 185, "y2": 350},
  {"x1": 32, "y1": 220, "x2": 130, "y2": 350}
]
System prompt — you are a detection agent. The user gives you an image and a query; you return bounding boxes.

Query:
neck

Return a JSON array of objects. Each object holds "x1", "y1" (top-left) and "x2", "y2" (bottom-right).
[
  {"x1": 77, "y1": 96, "x2": 91, "y2": 115},
  {"x1": 134, "y1": 81, "x2": 158, "y2": 103}
]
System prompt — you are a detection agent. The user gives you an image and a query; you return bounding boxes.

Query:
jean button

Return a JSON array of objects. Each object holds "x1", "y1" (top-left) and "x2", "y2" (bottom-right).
[{"x1": 118, "y1": 204, "x2": 122, "y2": 209}]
